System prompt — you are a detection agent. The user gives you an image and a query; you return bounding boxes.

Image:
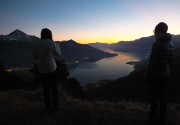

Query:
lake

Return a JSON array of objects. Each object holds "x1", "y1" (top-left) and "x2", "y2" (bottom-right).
[{"x1": 69, "y1": 50, "x2": 141, "y2": 85}]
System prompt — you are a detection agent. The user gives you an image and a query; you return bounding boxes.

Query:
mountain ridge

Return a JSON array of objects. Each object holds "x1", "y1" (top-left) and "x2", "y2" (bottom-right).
[
  {"x1": 58, "y1": 39, "x2": 118, "y2": 62},
  {"x1": 89, "y1": 34, "x2": 180, "y2": 57},
  {"x1": 0, "y1": 30, "x2": 117, "y2": 68},
  {"x1": 0, "y1": 29, "x2": 39, "y2": 42},
  {"x1": 1, "y1": 29, "x2": 179, "y2": 68}
]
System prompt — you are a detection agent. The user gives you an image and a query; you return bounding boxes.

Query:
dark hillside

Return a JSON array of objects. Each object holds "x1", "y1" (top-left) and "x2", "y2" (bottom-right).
[
  {"x1": 59, "y1": 39, "x2": 117, "y2": 62},
  {"x1": 0, "y1": 41, "x2": 35, "y2": 68},
  {"x1": 89, "y1": 34, "x2": 180, "y2": 58},
  {"x1": 111, "y1": 36, "x2": 154, "y2": 55},
  {"x1": 0, "y1": 30, "x2": 117, "y2": 69}
]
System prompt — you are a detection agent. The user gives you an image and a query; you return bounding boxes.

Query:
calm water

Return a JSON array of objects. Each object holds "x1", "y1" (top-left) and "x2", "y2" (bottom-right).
[{"x1": 69, "y1": 50, "x2": 141, "y2": 85}]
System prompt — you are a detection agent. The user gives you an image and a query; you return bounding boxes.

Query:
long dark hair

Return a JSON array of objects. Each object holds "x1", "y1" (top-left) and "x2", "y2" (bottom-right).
[{"x1": 41, "y1": 28, "x2": 53, "y2": 40}]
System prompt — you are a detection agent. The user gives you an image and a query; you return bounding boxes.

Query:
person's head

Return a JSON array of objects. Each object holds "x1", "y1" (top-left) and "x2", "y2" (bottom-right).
[
  {"x1": 41, "y1": 28, "x2": 53, "y2": 40},
  {"x1": 154, "y1": 22, "x2": 168, "y2": 36}
]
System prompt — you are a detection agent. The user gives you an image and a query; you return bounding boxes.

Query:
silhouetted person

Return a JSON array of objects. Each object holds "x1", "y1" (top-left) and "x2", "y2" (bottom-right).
[
  {"x1": 33, "y1": 28, "x2": 61, "y2": 111},
  {"x1": 145, "y1": 22, "x2": 174, "y2": 124}
]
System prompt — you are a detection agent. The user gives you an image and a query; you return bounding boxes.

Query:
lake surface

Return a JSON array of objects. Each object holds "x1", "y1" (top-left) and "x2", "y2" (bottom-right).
[{"x1": 69, "y1": 50, "x2": 141, "y2": 85}]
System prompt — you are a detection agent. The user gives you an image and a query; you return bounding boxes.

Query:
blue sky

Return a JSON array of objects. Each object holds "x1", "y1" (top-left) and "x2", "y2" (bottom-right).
[{"x1": 0, "y1": 0, "x2": 180, "y2": 43}]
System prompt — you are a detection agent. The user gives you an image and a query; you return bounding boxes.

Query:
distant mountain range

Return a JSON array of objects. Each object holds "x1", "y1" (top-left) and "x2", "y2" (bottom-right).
[
  {"x1": 0, "y1": 29, "x2": 39, "y2": 42},
  {"x1": 59, "y1": 39, "x2": 117, "y2": 62},
  {"x1": 0, "y1": 30, "x2": 39, "y2": 68},
  {"x1": 1, "y1": 29, "x2": 180, "y2": 68},
  {"x1": 89, "y1": 34, "x2": 180, "y2": 57},
  {"x1": 0, "y1": 30, "x2": 117, "y2": 68}
]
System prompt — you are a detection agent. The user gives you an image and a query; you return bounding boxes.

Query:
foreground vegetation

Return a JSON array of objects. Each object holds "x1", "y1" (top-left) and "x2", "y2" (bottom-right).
[{"x1": 0, "y1": 88, "x2": 180, "y2": 125}]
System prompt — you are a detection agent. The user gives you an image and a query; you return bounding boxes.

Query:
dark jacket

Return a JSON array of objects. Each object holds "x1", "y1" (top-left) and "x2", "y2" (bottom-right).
[{"x1": 145, "y1": 33, "x2": 174, "y2": 81}]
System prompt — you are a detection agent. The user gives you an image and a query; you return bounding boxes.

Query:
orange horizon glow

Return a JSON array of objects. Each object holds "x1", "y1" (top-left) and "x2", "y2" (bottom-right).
[
  {"x1": 53, "y1": 37, "x2": 132, "y2": 44},
  {"x1": 53, "y1": 33, "x2": 153, "y2": 44},
  {"x1": 1, "y1": 0, "x2": 180, "y2": 45}
]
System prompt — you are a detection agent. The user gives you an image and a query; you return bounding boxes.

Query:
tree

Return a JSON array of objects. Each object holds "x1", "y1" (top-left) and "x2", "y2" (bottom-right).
[
  {"x1": 0, "y1": 63, "x2": 4, "y2": 73},
  {"x1": 29, "y1": 63, "x2": 41, "y2": 86},
  {"x1": 65, "y1": 77, "x2": 83, "y2": 99},
  {"x1": 55, "y1": 59, "x2": 70, "y2": 82},
  {"x1": 0, "y1": 63, "x2": 4, "y2": 87}
]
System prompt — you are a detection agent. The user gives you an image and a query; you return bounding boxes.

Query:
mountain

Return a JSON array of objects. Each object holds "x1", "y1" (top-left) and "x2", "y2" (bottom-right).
[
  {"x1": 89, "y1": 34, "x2": 180, "y2": 57},
  {"x1": 0, "y1": 30, "x2": 40, "y2": 68},
  {"x1": 59, "y1": 40, "x2": 117, "y2": 62},
  {"x1": 172, "y1": 34, "x2": 180, "y2": 47},
  {"x1": 111, "y1": 36, "x2": 154, "y2": 54},
  {"x1": 88, "y1": 36, "x2": 154, "y2": 54},
  {"x1": 0, "y1": 30, "x2": 117, "y2": 68},
  {"x1": 88, "y1": 42, "x2": 112, "y2": 50},
  {"x1": 88, "y1": 37, "x2": 154, "y2": 57},
  {"x1": 0, "y1": 29, "x2": 39, "y2": 42}
]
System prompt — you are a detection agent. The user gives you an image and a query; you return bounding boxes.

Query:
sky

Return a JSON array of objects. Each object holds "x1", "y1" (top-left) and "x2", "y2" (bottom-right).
[{"x1": 0, "y1": 0, "x2": 180, "y2": 44}]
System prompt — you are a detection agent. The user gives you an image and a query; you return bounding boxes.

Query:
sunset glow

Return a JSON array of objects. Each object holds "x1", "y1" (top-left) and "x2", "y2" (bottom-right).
[{"x1": 1, "y1": 0, "x2": 180, "y2": 44}]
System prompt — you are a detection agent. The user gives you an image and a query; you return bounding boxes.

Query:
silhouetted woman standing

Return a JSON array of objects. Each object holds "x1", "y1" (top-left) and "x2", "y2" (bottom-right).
[
  {"x1": 145, "y1": 22, "x2": 174, "y2": 124},
  {"x1": 33, "y1": 28, "x2": 61, "y2": 111}
]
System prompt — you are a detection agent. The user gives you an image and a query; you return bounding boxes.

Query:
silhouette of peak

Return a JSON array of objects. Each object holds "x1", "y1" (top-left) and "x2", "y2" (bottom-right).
[
  {"x1": 14, "y1": 29, "x2": 22, "y2": 32},
  {"x1": 3, "y1": 29, "x2": 39, "y2": 42},
  {"x1": 68, "y1": 39, "x2": 77, "y2": 43},
  {"x1": 61, "y1": 39, "x2": 78, "y2": 45},
  {"x1": 9, "y1": 29, "x2": 27, "y2": 36}
]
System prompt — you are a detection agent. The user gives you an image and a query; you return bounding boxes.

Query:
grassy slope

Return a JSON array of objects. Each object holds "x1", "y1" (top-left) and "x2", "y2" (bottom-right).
[{"x1": 0, "y1": 90, "x2": 180, "y2": 125}]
